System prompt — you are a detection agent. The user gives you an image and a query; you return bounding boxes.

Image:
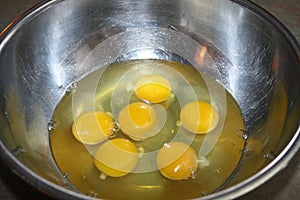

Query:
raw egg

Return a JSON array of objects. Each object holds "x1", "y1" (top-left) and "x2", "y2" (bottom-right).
[
  {"x1": 180, "y1": 101, "x2": 219, "y2": 134},
  {"x1": 94, "y1": 138, "x2": 138, "y2": 177},
  {"x1": 156, "y1": 142, "x2": 198, "y2": 180},
  {"x1": 72, "y1": 111, "x2": 114, "y2": 144},
  {"x1": 118, "y1": 102, "x2": 166, "y2": 141},
  {"x1": 135, "y1": 74, "x2": 171, "y2": 103}
]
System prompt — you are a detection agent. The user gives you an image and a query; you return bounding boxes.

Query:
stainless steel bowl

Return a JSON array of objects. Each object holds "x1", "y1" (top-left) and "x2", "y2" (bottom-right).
[{"x1": 0, "y1": 0, "x2": 299, "y2": 199}]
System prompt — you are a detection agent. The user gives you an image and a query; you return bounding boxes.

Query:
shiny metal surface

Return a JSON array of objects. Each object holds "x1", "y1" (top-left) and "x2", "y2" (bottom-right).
[{"x1": 0, "y1": 0, "x2": 299, "y2": 199}]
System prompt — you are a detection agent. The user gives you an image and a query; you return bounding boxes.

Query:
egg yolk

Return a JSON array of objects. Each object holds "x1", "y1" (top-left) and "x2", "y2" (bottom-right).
[
  {"x1": 72, "y1": 111, "x2": 114, "y2": 144},
  {"x1": 156, "y1": 142, "x2": 198, "y2": 180},
  {"x1": 118, "y1": 102, "x2": 157, "y2": 141},
  {"x1": 94, "y1": 138, "x2": 138, "y2": 177},
  {"x1": 180, "y1": 101, "x2": 219, "y2": 134},
  {"x1": 135, "y1": 74, "x2": 171, "y2": 103}
]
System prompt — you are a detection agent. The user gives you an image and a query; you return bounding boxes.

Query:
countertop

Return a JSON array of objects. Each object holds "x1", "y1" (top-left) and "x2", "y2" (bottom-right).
[{"x1": 0, "y1": 0, "x2": 299, "y2": 199}]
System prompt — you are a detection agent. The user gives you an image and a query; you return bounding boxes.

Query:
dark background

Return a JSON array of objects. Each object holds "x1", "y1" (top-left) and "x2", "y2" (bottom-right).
[{"x1": 0, "y1": 0, "x2": 299, "y2": 199}]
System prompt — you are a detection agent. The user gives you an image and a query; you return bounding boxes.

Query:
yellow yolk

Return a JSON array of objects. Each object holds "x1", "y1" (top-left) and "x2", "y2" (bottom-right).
[
  {"x1": 156, "y1": 142, "x2": 198, "y2": 180},
  {"x1": 135, "y1": 75, "x2": 171, "y2": 103},
  {"x1": 118, "y1": 102, "x2": 157, "y2": 141},
  {"x1": 94, "y1": 138, "x2": 138, "y2": 177},
  {"x1": 72, "y1": 111, "x2": 113, "y2": 144},
  {"x1": 180, "y1": 101, "x2": 219, "y2": 134}
]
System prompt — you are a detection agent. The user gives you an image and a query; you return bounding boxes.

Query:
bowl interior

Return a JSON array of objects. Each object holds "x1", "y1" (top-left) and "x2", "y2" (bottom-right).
[{"x1": 0, "y1": 0, "x2": 299, "y2": 199}]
